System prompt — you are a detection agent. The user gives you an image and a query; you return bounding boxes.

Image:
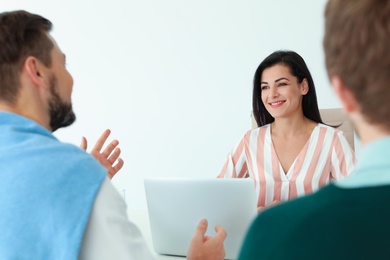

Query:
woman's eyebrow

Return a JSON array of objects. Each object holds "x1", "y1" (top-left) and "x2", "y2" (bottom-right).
[
  {"x1": 275, "y1": 77, "x2": 289, "y2": 82},
  {"x1": 261, "y1": 77, "x2": 290, "y2": 84}
]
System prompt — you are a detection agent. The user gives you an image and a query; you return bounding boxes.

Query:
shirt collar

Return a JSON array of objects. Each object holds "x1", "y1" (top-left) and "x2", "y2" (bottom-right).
[{"x1": 336, "y1": 136, "x2": 390, "y2": 188}]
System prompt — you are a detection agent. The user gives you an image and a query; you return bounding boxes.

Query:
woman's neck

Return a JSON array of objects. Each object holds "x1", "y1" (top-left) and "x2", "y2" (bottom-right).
[{"x1": 271, "y1": 114, "x2": 317, "y2": 137}]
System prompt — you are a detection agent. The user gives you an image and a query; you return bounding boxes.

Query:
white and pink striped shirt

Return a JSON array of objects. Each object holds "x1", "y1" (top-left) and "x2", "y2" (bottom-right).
[{"x1": 218, "y1": 124, "x2": 355, "y2": 207}]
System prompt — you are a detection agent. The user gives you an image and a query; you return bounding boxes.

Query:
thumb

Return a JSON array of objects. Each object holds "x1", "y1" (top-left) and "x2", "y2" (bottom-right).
[
  {"x1": 80, "y1": 136, "x2": 88, "y2": 151},
  {"x1": 194, "y1": 219, "x2": 208, "y2": 241}
]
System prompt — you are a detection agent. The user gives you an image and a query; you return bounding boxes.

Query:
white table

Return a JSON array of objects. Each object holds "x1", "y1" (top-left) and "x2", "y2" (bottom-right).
[{"x1": 127, "y1": 209, "x2": 185, "y2": 260}]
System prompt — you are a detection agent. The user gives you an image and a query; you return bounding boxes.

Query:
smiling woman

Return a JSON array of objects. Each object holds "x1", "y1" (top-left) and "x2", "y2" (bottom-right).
[
  {"x1": 218, "y1": 50, "x2": 355, "y2": 212},
  {"x1": 261, "y1": 64, "x2": 309, "y2": 121}
]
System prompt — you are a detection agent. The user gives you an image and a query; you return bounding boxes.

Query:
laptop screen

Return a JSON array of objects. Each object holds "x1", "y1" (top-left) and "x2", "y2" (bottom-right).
[{"x1": 144, "y1": 178, "x2": 257, "y2": 259}]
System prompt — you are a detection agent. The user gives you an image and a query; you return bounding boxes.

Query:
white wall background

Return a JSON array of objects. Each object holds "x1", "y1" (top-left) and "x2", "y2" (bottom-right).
[{"x1": 3, "y1": 0, "x2": 339, "y2": 209}]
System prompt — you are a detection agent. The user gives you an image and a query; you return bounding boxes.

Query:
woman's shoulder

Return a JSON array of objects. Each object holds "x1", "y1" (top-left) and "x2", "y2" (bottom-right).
[
  {"x1": 251, "y1": 123, "x2": 271, "y2": 130},
  {"x1": 316, "y1": 123, "x2": 344, "y2": 134},
  {"x1": 246, "y1": 124, "x2": 270, "y2": 134},
  {"x1": 315, "y1": 123, "x2": 352, "y2": 147},
  {"x1": 240, "y1": 124, "x2": 270, "y2": 141}
]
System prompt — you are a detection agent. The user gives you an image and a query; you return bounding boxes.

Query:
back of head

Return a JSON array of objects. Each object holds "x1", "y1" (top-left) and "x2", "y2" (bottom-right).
[
  {"x1": 0, "y1": 10, "x2": 53, "y2": 104},
  {"x1": 324, "y1": 0, "x2": 390, "y2": 131},
  {"x1": 252, "y1": 50, "x2": 322, "y2": 127}
]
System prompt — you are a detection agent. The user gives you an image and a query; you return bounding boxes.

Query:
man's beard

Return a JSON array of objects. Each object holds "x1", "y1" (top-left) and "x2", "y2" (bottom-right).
[{"x1": 48, "y1": 74, "x2": 76, "y2": 132}]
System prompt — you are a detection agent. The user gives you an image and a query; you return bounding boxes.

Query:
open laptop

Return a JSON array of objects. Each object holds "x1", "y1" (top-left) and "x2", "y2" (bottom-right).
[{"x1": 144, "y1": 178, "x2": 257, "y2": 259}]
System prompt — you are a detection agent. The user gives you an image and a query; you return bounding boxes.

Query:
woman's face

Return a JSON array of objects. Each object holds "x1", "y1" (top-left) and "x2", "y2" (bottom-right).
[{"x1": 260, "y1": 64, "x2": 308, "y2": 120}]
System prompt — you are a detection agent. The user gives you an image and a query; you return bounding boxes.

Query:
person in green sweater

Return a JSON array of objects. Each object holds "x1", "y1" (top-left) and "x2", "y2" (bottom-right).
[{"x1": 238, "y1": 0, "x2": 390, "y2": 259}]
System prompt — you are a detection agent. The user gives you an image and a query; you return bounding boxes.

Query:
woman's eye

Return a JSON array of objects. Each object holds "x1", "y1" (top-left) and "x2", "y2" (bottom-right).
[
  {"x1": 278, "y1": 83, "x2": 287, "y2": 87},
  {"x1": 261, "y1": 85, "x2": 269, "y2": 90}
]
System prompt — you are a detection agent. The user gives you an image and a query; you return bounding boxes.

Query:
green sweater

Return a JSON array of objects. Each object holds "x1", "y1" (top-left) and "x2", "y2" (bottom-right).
[{"x1": 238, "y1": 184, "x2": 390, "y2": 260}]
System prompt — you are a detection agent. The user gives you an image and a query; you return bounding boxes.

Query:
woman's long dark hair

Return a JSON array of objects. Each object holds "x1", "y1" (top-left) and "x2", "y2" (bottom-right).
[{"x1": 252, "y1": 50, "x2": 323, "y2": 127}]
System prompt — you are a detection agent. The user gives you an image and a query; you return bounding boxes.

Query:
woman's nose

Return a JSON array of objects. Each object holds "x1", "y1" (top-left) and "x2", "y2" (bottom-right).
[{"x1": 269, "y1": 86, "x2": 278, "y2": 98}]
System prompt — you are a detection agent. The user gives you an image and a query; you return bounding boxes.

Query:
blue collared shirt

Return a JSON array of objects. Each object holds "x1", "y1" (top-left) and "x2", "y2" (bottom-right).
[{"x1": 336, "y1": 136, "x2": 390, "y2": 188}]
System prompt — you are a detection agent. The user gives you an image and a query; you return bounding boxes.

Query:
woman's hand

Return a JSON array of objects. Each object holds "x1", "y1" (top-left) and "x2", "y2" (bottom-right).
[
  {"x1": 80, "y1": 129, "x2": 124, "y2": 179},
  {"x1": 257, "y1": 200, "x2": 280, "y2": 213}
]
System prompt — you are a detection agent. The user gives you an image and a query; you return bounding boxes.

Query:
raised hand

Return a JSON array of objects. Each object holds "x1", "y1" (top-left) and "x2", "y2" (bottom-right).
[{"x1": 80, "y1": 129, "x2": 124, "y2": 179}]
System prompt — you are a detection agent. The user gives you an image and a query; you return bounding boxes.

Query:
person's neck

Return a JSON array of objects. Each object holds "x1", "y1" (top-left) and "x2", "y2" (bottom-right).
[
  {"x1": 0, "y1": 102, "x2": 23, "y2": 116},
  {"x1": 347, "y1": 111, "x2": 390, "y2": 147},
  {"x1": 271, "y1": 113, "x2": 316, "y2": 137},
  {"x1": 357, "y1": 123, "x2": 390, "y2": 146},
  {"x1": 0, "y1": 96, "x2": 50, "y2": 131}
]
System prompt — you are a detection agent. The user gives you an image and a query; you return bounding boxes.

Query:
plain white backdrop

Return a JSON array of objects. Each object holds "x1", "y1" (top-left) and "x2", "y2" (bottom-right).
[{"x1": 3, "y1": 0, "x2": 340, "y2": 209}]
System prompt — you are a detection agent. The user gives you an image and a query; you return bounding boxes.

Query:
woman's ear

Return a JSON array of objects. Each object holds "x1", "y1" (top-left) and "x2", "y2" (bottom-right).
[
  {"x1": 331, "y1": 75, "x2": 358, "y2": 113},
  {"x1": 23, "y1": 56, "x2": 47, "y2": 88},
  {"x1": 301, "y1": 78, "x2": 309, "y2": 95}
]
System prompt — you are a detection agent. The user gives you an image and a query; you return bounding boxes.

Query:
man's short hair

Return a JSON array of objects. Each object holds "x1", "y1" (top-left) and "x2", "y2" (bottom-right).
[
  {"x1": 324, "y1": 0, "x2": 390, "y2": 131},
  {"x1": 0, "y1": 10, "x2": 53, "y2": 104}
]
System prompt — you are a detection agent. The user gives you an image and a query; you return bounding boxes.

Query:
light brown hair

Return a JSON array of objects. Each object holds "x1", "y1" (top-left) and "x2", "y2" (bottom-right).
[
  {"x1": 0, "y1": 10, "x2": 53, "y2": 104},
  {"x1": 324, "y1": 0, "x2": 390, "y2": 130}
]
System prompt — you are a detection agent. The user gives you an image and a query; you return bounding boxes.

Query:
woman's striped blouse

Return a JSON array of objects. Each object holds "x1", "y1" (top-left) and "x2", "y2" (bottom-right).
[{"x1": 218, "y1": 124, "x2": 355, "y2": 207}]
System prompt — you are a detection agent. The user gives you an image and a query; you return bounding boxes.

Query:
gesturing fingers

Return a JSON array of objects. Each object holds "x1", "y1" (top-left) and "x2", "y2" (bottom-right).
[
  {"x1": 91, "y1": 129, "x2": 111, "y2": 153},
  {"x1": 101, "y1": 139, "x2": 120, "y2": 159},
  {"x1": 85, "y1": 129, "x2": 125, "y2": 179},
  {"x1": 107, "y1": 146, "x2": 121, "y2": 165},
  {"x1": 108, "y1": 157, "x2": 124, "y2": 179}
]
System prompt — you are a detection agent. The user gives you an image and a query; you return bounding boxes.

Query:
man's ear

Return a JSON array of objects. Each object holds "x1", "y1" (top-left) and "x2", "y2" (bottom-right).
[
  {"x1": 331, "y1": 75, "x2": 358, "y2": 113},
  {"x1": 23, "y1": 56, "x2": 47, "y2": 88}
]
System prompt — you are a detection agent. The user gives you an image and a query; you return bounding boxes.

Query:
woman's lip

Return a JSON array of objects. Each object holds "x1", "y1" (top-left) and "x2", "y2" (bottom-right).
[{"x1": 268, "y1": 100, "x2": 286, "y2": 107}]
